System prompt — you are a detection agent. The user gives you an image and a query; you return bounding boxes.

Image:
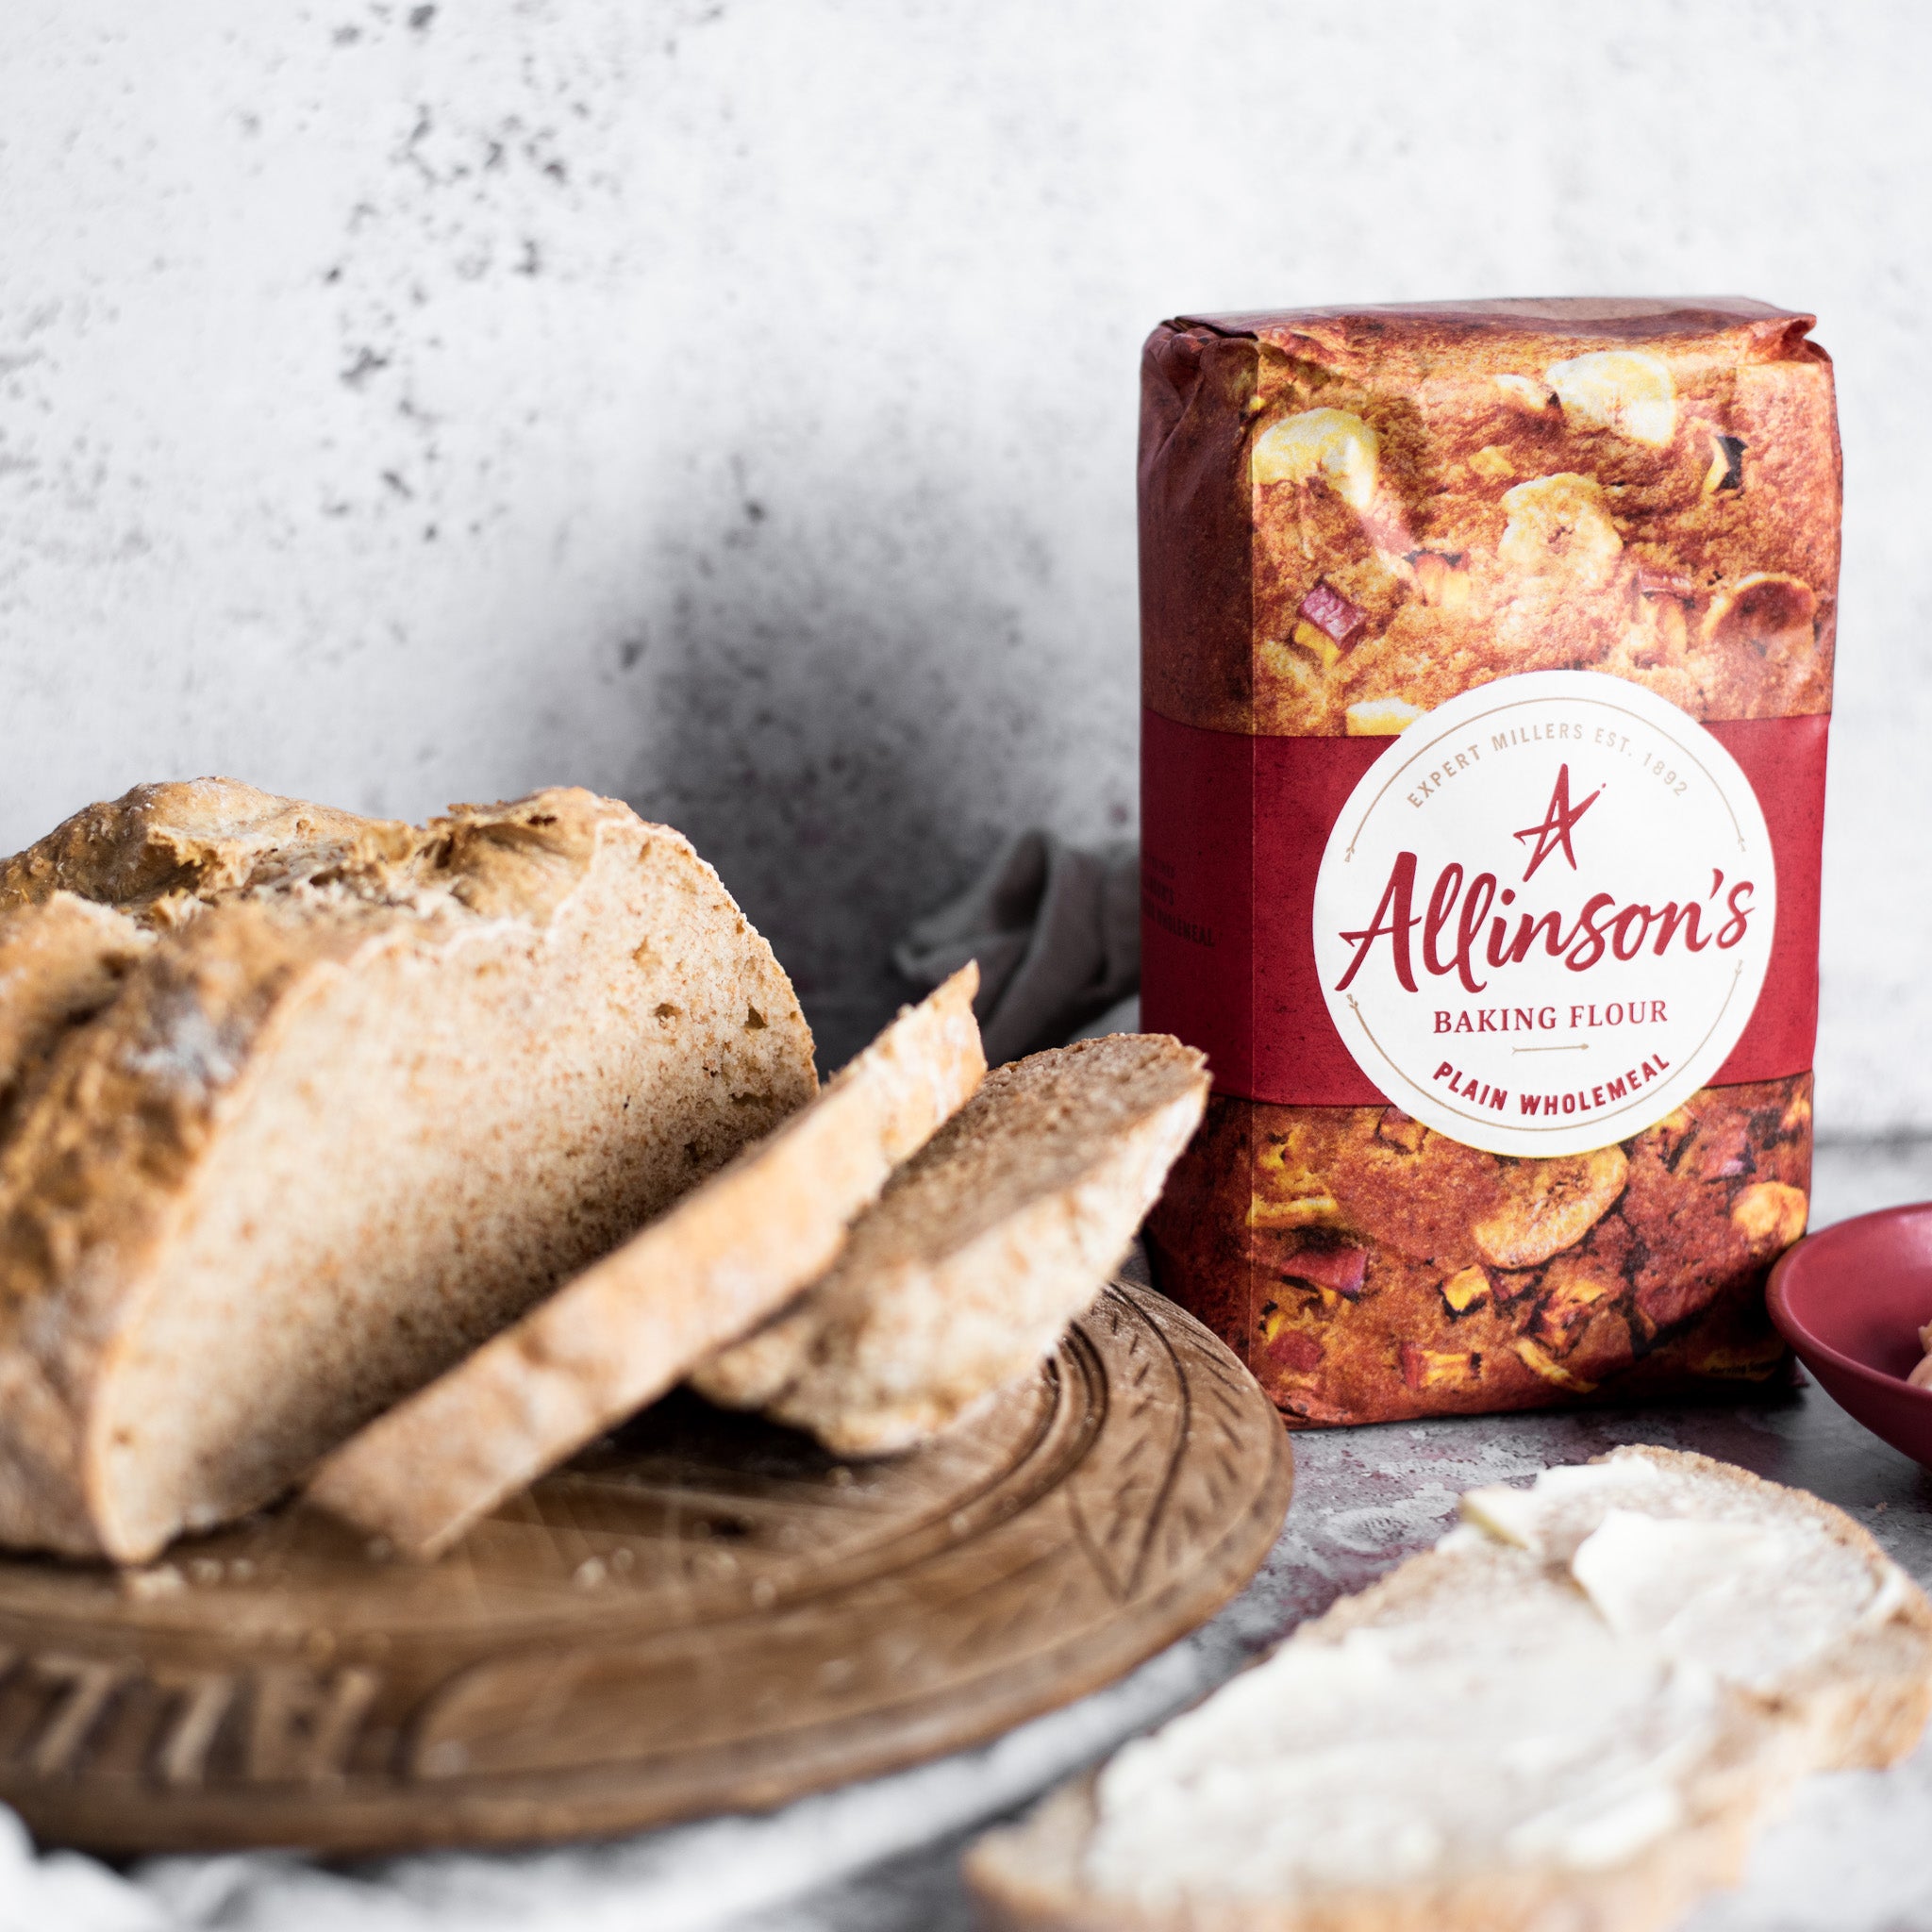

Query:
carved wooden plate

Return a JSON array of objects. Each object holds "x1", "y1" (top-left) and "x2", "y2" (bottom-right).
[{"x1": 0, "y1": 1282, "x2": 1291, "y2": 1855}]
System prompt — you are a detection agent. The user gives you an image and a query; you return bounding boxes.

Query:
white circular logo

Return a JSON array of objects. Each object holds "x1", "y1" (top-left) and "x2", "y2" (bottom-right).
[{"x1": 1311, "y1": 671, "x2": 1775, "y2": 1158}]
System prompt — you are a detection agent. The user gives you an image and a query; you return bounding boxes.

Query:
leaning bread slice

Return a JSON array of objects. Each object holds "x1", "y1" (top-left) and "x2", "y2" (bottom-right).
[
  {"x1": 691, "y1": 1034, "x2": 1209, "y2": 1456},
  {"x1": 965, "y1": 1446, "x2": 1932, "y2": 1932},
  {"x1": 0, "y1": 779, "x2": 816, "y2": 1563},
  {"x1": 307, "y1": 966, "x2": 987, "y2": 1558}
]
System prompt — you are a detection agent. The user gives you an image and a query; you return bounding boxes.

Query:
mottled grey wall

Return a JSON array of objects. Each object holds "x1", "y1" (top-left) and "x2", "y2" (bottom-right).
[{"x1": 4, "y1": 1, "x2": 1929, "y2": 1106}]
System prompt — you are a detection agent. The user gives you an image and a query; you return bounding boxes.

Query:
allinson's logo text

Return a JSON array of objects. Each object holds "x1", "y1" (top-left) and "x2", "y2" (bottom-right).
[{"x1": 1334, "y1": 761, "x2": 1757, "y2": 1000}]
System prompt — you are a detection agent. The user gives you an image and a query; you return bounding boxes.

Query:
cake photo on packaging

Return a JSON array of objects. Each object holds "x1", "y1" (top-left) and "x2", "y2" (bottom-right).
[{"x1": 1139, "y1": 299, "x2": 1836, "y2": 1424}]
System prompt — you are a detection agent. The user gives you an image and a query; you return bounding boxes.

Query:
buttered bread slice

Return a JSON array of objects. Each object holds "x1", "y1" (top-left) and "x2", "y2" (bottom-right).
[
  {"x1": 691, "y1": 1034, "x2": 1209, "y2": 1456},
  {"x1": 308, "y1": 968, "x2": 987, "y2": 1558},
  {"x1": 0, "y1": 779, "x2": 816, "y2": 1562},
  {"x1": 966, "y1": 1446, "x2": 1932, "y2": 1932}
]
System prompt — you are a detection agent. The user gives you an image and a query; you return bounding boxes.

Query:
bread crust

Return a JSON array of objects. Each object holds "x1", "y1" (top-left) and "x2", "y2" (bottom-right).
[
  {"x1": 963, "y1": 1445, "x2": 1932, "y2": 1932},
  {"x1": 0, "y1": 779, "x2": 816, "y2": 1560},
  {"x1": 0, "y1": 777, "x2": 421, "y2": 916},
  {"x1": 306, "y1": 967, "x2": 988, "y2": 1559}
]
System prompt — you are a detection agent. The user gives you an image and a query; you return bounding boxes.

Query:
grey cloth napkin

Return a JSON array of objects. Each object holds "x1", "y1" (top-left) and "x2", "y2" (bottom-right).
[{"x1": 893, "y1": 832, "x2": 1140, "y2": 1064}]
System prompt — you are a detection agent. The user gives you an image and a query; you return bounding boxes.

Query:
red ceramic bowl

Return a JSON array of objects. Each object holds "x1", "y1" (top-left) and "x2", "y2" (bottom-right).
[{"x1": 1767, "y1": 1203, "x2": 1932, "y2": 1469}]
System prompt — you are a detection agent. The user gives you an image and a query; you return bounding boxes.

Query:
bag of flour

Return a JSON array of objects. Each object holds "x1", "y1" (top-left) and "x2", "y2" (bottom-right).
[{"x1": 1140, "y1": 299, "x2": 1834, "y2": 1422}]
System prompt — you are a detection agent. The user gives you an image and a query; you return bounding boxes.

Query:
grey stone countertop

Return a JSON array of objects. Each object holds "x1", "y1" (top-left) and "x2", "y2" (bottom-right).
[{"x1": 9, "y1": 1137, "x2": 1932, "y2": 1932}]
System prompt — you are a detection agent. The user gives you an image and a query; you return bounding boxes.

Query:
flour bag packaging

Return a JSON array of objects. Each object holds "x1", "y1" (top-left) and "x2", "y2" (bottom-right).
[{"x1": 1140, "y1": 299, "x2": 1836, "y2": 1423}]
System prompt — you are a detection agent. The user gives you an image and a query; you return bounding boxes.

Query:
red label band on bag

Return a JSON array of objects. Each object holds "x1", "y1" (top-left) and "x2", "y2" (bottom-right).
[{"x1": 1141, "y1": 697, "x2": 1826, "y2": 1124}]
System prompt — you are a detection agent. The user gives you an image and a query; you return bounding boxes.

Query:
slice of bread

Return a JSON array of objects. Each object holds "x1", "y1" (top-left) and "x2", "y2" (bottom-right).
[
  {"x1": 965, "y1": 1446, "x2": 1932, "y2": 1932},
  {"x1": 691, "y1": 1034, "x2": 1210, "y2": 1456},
  {"x1": 307, "y1": 967, "x2": 987, "y2": 1558},
  {"x1": 0, "y1": 778, "x2": 817, "y2": 1563}
]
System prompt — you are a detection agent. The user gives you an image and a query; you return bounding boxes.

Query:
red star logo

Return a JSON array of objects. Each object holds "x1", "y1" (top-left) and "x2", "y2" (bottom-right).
[{"x1": 1512, "y1": 763, "x2": 1601, "y2": 881}]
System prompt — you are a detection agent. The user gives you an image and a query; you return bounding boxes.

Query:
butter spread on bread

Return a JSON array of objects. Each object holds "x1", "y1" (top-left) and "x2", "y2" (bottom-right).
[{"x1": 967, "y1": 1446, "x2": 1932, "y2": 1932}]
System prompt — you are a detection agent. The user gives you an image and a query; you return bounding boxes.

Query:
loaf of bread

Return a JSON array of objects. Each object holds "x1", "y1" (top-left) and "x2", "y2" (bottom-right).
[
  {"x1": 307, "y1": 969, "x2": 988, "y2": 1558},
  {"x1": 0, "y1": 778, "x2": 815, "y2": 1561},
  {"x1": 693, "y1": 1034, "x2": 1209, "y2": 1455},
  {"x1": 967, "y1": 1446, "x2": 1932, "y2": 1932}
]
